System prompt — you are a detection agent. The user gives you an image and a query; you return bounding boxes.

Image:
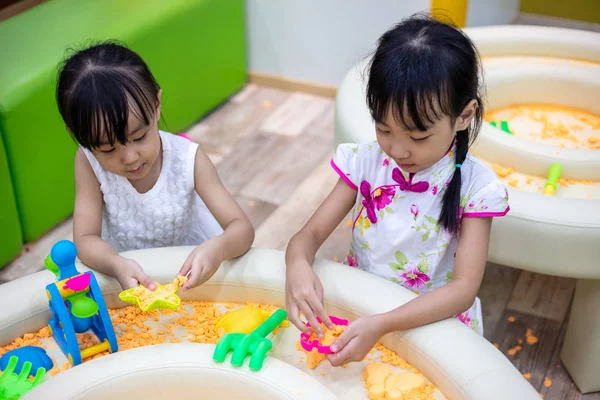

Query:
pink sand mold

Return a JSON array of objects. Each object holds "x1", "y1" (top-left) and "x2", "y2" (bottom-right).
[{"x1": 299, "y1": 316, "x2": 349, "y2": 354}]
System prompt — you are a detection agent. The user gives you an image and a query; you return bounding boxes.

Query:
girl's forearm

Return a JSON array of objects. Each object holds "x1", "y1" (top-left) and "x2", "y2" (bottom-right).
[
  {"x1": 285, "y1": 228, "x2": 319, "y2": 268},
  {"x1": 213, "y1": 217, "x2": 255, "y2": 261},
  {"x1": 378, "y1": 281, "x2": 476, "y2": 334},
  {"x1": 75, "y1": 234, "x2": 122, "y2": 277}
]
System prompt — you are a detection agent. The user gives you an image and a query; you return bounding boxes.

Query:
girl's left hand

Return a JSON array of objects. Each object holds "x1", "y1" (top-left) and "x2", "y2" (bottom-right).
[
  {"x1": 177, "y1": 239, "x2": 224, "y2": 291},
  {"x1": 327, "y1": 315, "x2": 384, "y2": 367}
]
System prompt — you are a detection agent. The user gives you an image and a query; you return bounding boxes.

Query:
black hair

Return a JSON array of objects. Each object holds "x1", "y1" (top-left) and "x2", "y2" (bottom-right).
[
  {"x1": 366, "y1": 13, "x2": 484, "y2": 234},
  {"x1": 56, "y1": 40, "x2": 161, "y2": 149}
]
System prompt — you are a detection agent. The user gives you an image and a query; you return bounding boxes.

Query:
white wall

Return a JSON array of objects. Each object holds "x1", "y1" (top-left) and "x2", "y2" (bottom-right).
[{"x1": 245, "y1": 0, "x2": 520, "y2": 88}]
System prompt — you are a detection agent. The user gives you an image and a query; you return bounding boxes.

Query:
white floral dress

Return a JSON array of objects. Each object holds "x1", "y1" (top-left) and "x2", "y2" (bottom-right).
[{"x1": 331, "y1": 141, "x2": 509, "y2": 335}]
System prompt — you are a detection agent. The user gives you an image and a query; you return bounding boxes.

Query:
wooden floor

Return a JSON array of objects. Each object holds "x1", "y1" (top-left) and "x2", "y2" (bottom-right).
[{"x1": 1, "y1": 84, "x2": 597, "y2": 399}]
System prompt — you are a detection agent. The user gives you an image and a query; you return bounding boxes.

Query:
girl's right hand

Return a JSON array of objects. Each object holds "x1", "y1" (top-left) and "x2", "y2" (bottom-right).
[
  {"x1": 285, "y1": 261, "x2": 333, "y2": 337},
  {"x1": 115, "y1": 258, "x2": 156, "y2": 291}
]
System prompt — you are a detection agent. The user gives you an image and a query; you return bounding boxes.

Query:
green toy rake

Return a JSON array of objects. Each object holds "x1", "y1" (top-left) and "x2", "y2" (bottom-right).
[
  {"x1": 0, "y1": 356, "x2": 46, "y2": 400},
  {"x1": 213, "y1": 308, "x2": 287, "y2": 371}
]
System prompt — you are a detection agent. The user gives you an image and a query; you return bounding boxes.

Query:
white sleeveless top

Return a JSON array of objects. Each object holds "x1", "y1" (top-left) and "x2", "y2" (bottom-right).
[{"x1": 81, "y1": 131, "x2": 223, "y2": 253}]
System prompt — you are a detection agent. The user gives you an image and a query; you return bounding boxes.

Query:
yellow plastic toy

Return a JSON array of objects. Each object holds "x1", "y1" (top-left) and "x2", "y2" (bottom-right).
[
  {"x1": 216, "y1": 306, "x2": 289, "y2": 334},
  {"x1": 119, "y1": 276, "x2": 187, "y2": 312}
]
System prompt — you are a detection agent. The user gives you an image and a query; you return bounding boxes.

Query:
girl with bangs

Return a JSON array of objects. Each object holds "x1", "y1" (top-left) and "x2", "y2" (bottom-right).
[
  {"x1": 56, "y1": 41, "x2": 254, "y2": 292},
  {"x1": 285, "y1": 15, "x2": 509, "y2": 366}
]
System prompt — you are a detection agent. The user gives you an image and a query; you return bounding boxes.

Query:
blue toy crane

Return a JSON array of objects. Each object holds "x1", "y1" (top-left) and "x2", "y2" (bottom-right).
[{"x1": 45, "y1": 240, "x2": 118, "y2": 366}]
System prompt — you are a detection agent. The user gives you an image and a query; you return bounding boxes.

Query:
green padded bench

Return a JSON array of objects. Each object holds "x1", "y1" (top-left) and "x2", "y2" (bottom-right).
[
  {"x1": 0, "y1": 133, "x2": 22, "y2": 268},
  {"x1": 0, "y1": 0, "x2": 246, "y2": 248}
]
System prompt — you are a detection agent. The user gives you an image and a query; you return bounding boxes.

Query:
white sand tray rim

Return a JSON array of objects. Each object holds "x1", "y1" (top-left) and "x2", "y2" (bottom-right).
[{"x1": 0, "y1": 246, "x2": 538, "y2": 399}]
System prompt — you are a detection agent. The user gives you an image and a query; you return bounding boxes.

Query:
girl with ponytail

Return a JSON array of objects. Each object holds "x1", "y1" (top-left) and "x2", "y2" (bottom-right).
[{"x1": 285, "y1": 14, "x2": 509, "y2": 366}]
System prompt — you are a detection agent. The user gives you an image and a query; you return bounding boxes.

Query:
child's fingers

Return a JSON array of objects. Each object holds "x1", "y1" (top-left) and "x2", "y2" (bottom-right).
[
  {"x1": 183, "y1": 257, "x2": 218, "y2": 290},
  {"x1": 308, "y1": 295, "x2": 333, "y2": 330},
  {"x1": 312, "y1": 277, "x2": 333, "y2": 329},
  {"x1": 181, "y1": 269, "x2": 200, "y2": 291},
  {"x1": 179, "y1": 256, "x2": 195, "y2": 291},
  {"x1": 330, "y1": 325, "x2": 352, "y2": 353},
  {"x1": 181, "y1": 275, "x2": 196, "y2": 291},
  {"x1": 178, "y1": 255, "x2": 193, "y2": 277},
  {"x1": 328, "y1": 335, "x2": 356, "y2": 366},
  {"x1": 299, "y1": 300, "x2": 323, "y2": 337},
  {"x1": 287, "y1": 302, "x2": 309, "y2": 334},
  {"x1": 133, "y1": 269, "x2": 156, "y2": 290},
  {"x1": 327, "y1": 347, "x2": 351, "y2": 367},
  {"x1": 312, "y1": 289, "x2": 333, "y2": 329},
  {"x1": 140, "y1": 277, "x2": 156, "y2": 290},
  {"x1": 122, "y1": 277, "x2": 139, "y2": 290}
]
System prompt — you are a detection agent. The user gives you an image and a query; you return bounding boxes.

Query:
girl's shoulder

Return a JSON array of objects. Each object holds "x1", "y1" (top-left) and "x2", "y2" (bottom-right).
[
  {"x1": 459, "y1": 153, "x2": 510, "y2": 216},
  {"x1": 332, "y1": 141, "x2": 386, "y2": 188},
  {"x1": 462, "y1": 153, "x2": 503, "y2": 185},
  {"x1": 334, "y1": 140, "x2": 386, "y2": 169},
  {"x1": 160, "y1": 130, "x2": 200, "y2": 165},
  {"x1": 335, "y1": 140, "x2": 381, "y2": 157},
  {"x1": 77, "y1": 145, "x2": 106, "y2": 177},
  {"x1": 160, "y1": 130, "x2": 196, "y2": 151}
]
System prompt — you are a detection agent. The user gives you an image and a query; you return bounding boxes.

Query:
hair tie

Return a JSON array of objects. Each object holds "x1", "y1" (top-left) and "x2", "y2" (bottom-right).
[{"x1": 455, "y1": 164, "x2": 462, "y2": 169}]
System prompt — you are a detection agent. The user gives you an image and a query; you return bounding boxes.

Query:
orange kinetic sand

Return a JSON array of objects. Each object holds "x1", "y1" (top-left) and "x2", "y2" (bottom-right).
[
  {"x1": 1, "y1": 301, "x2": 441, "y2": 399},
  {"x1": 363, "y1": 362, "x2": 431, "y2": 400},
  {"x1": 486, "y1": 104, "x2": 600, "y2": 150},
  {"x1": 480, "y1": 104, "x2": 600, "y2": 196},
  {"x1": 525, "y1": 328, "x2": 539, "y2": 345},
  {"x1": 507, "y1": 345, "x2": 523, "y2": 357},
  {"x1": 486, "y1": 162, "x2": 597, "y2": 193},
  {"x1": 307, "y1": 323, "x2": 346, "y2": 348}
]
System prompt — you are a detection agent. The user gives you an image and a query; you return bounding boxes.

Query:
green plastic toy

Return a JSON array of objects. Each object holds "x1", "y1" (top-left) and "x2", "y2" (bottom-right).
[
  {"x1": 0, "y1": 356, "x2": 46, "y2": 400},
  {"x1": 44, "y1": 255, "x2": 58, "y2": 277},
  {"x1": 544, "y1": 163, "x2": 563, "y2": 196},
  {"x1": 490, "y1": 120, "x2": 512, "y2": 134},
  {"x1": 213, "y1": 308, "x2": 287, "y2": 371}
]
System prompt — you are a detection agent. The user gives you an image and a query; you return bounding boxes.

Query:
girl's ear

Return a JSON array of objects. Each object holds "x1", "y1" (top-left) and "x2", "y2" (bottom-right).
[
  {"x1": 65, "y1": 125, "x2": 72, "y2": 134},
  {"x1": 455, "y1": 99, "x2": 478, "y2": 131}
]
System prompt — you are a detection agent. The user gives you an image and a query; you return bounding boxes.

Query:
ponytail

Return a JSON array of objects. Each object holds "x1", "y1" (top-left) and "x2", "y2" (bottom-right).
[{"x1": 439, "y1": 129, "x2": 469, "y2": 234}]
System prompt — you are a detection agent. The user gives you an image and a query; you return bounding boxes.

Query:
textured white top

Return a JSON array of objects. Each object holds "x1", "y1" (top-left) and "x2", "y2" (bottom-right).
[{"x1": 81, "y1": 131, "x2": 223, "y2": 253}]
